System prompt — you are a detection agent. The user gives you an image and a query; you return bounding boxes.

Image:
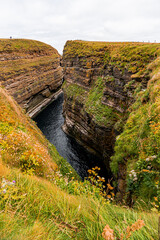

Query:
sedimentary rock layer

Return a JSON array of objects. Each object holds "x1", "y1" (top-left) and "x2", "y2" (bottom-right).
[
  {"x1": 62, "y1": 94, "x2": 114, "y2": 164},
  {"x1": 0, "y1": 39, "x2": 63, "y2": 117},
  {"x1": 62, "y1": 41, "x2": 147, "y2": 156},
  {"x1": 62, "y1": 40, "x2": 160, "y2": 197}
]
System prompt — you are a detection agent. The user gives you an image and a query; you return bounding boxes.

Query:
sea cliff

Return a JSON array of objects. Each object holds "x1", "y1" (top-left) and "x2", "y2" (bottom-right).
[
  {"x1": 62, "y1": 40, "x2": 160, "y2": 200},
  {"x1": 0, "y1": 39, "x2": 159, "y2": 239},
  {"x1": 0, "y1": 39, "x2": 63, "y2": 117}
]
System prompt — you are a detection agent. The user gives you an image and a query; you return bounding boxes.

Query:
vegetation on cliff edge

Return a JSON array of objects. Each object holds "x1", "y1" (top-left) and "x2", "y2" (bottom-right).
[
  {"x1": 111, "y1": 57, "x2": 160, "y2": 209},
  {"x1": 0, "y1": 38, "x2": 58, "y2": 54},
  {"x1": 63, "y1": 77, "x2": 121, "y2": 127},
  {"x1": 63, "y1": 40, "x2": 160, "y2": 78}
]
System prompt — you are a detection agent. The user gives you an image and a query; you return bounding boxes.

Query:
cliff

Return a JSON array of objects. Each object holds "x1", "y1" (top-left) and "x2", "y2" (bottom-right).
[
  {"x1": 62, "y1": 40, "x2": 160, "y2": 201},
  {"x1": 62, "y1": 41, "x2": 155, "y2": 157},
  {"x1": 0, "y1": 39, "x2": 63, "y2": 117},
  {"x1": 0, "y1": 43, "x2": 158, "y2": 239}
]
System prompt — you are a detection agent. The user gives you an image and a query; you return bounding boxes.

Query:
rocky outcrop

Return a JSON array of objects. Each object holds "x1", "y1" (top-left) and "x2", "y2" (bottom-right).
[
  {"x1": 0, "y1": 39, "x2": 63, "y2": 117},
  {"x1": 62, "y1": 40, "x2": 159, "y2": 197}
]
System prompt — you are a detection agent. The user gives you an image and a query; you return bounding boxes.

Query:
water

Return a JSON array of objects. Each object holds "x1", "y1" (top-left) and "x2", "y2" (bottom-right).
[{"x1": 34, "y1": 92, "x2": 108, "y2": 180}]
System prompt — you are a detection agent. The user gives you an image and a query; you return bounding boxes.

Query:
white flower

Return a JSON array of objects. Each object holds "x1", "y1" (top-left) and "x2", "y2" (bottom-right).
[
  {"x1": 64, "y1": 177, "x2": 68, "y2": 185},
  {"x1": 3, "y1": 189, "x2": 6, "y2": 194},
  {"x1": 147, "y1": 166, "x2": 151, "y2": 169},
  {"x1": 1, "y1": 183, "x2": 6, "y2": 188},
  {"x1": 9, "y1": 182, "x2": 14, "y2": 186},
  {"x1": 2, "y1": 178, "x2": 6, "y2": 184},
  {"x1": 151, "y1": 155, "x2": 157, "y2": 159},
  {"x1": 129, "y1": 174, "x2": 132, "y2": 178},
  {"x1": 1, "y1": 178, "x2": 16, "y2": 189},
  {"x1": 146, "y1": 157, "x2": 150, "y2": 162}
]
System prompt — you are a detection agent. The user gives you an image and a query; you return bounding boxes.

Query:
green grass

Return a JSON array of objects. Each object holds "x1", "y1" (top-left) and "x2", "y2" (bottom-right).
[
  {"x1": 0, "y1": 38, "x2": 56, "y2": 53},
  {"x1": 49, "y1": 144, "x2": 81, "y2": 181},
  {"x1": 63, "y1": 78, "x2": 121, "y2": 127},
  {"x1": 0, "y1": 165, "x2": 158, "y2": 240},
  {"x1": 85, "y1": 77, "x2": 121, "y2": 126},
  {"x1": 63, "y1": 82, "x2": 86, "y2": 103}
]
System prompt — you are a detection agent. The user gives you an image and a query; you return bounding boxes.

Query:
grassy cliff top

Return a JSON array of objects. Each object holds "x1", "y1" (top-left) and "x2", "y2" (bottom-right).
[
  {"x1": 0, "y1": 39, "x2": 61, "y2": 82},
  {"x1": 0, "y1": 38, "x2": 59, "y2": 55},
  {"x1": 63, "y1": 40, "x2": 160, "y2": 76},
  {"x1": 63, "y1": 40, "x2": 160, "y2": 59}
]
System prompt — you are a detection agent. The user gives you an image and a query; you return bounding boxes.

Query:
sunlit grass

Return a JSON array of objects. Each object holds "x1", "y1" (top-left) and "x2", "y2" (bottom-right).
[{"x1": 0, "y1": 164, "x2": 158, "y2": 239}]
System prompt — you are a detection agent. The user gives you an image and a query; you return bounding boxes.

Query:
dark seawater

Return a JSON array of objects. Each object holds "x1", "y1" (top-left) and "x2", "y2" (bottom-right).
[{"x1": 34, "y1": 92, "x2": 108, "y2": 180}]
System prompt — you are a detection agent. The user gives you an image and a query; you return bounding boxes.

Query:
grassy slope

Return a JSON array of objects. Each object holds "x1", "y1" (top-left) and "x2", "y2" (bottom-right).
[
  {"x1": 0, "y1": 77, "x2": 158, "y2": 239},
  {"x1": 0, "y1": 85, "x2": 78, "y2": 178},
  {"x1": 0, "y1": 163, "x2": 158, "y2": 240}
]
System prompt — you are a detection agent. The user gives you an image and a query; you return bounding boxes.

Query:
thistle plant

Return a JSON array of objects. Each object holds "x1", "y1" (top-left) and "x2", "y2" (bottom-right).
[{"x1": 102, "y1": 219, "x2": 145, "y2": 240}]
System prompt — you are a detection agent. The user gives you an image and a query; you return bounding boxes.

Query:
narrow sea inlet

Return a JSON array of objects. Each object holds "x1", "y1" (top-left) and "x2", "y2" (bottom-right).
[{"x1": 34, "y1": 92, "x2": 108, "y2": 180}]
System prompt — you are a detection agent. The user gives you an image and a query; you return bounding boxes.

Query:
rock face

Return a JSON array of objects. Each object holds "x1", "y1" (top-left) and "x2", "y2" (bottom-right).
[
  {"x1": 62, "y1": 95, "x2": 114, "y2": 168},
  {"x1": 62, "y1": 40, "x2": 159, "y2": 197},
  {"x1": 62, "y1": 41, "x2": 145, "y2": 158},
  {"x1": 62, "y1": 64, "x2": 135, "y2": 166},
  {"x1": 0, "y1": 39, "x2": 63, "y2": 117}
]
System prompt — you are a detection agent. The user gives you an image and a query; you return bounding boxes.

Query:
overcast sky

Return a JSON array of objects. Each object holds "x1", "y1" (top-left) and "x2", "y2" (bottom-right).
[{"x1": 1, "y1": 0, "x2": 160, "y2": 54}]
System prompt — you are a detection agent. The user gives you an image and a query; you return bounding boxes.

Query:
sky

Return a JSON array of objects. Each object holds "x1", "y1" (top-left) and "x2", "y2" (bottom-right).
[{"x1": 1, "y1": 0, "x2": 160, "y2": 54}]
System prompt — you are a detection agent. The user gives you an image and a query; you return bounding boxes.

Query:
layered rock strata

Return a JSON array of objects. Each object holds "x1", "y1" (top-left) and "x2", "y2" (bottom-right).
[
  {"x1": 62, "y1": 41, "x2": 146, "y2": 155},
  {"x1": 62, "y1": 40, "x2": 159, "y2": 196},
  {"x1": 62, "y1": 96, "x2": 114, "y2": 167},
  {"x1": 0, "y1": 39, "x2": 63, "y2": 117}
]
